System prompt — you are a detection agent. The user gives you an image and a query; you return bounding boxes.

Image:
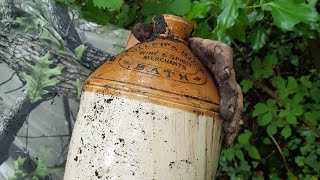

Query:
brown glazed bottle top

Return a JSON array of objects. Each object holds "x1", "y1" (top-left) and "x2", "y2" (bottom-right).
[
  {"x1": 153, "y1": 14, "x2": 194, "y2": 40},
  {"x1": 84, "y1": 15, "x2": 220, "y2": 116}
]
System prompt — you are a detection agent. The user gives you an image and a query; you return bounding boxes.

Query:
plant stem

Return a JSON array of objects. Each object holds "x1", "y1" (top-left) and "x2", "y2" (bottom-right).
[
  {"x1": 269, "y1": 135, "x2": 289, "y2": 171},
  {"x1": 245, "y1": 3, "x2": 271, "y2": 8}
]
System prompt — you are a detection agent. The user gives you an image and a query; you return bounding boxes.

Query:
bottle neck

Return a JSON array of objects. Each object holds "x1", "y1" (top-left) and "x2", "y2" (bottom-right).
[{"x1": 151, "y1": 15, "x2": 193, "y2": 44}]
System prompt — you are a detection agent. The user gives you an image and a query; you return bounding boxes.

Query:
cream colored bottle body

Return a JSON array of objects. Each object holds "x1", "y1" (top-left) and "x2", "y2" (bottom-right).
[{"x1": 64, "y1": 92, "x2": 222, "y2": 179}]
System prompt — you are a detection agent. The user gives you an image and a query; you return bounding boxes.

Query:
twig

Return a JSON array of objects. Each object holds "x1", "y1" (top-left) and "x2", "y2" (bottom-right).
[
  {"x1": 269, "y1": 135, "x2": 289, "y2": 171},
  {"x1": 63, "y1": 96, "x2": 73, "y2": 135},
  {"x1": 25, "y1": 115, "x2": 30, "y2": 153},
  {"x1": 16, "y1": 134, "x2": 70, "y2": 138},
  {"x1": 55, "y1": 140, "x2": 70, "y2": 165},
  {"x1": 232, "y1": 41, "x2": 246, "y2": 60},
  {"x1": 254, "y1": 150, "x2": 276, "y2": 168},
  {"x1": 262, "y1": 150, "x2": 275, "y2": 161},
  {"x1": 0, "y1": 97, "x2": 42, "y2": 164},
  {"x1": 0, "y1": 72, "x2": 16, "y2": 86},
  {"x1": 4, "y1": 84, "x2": 24, "y2": 93}
]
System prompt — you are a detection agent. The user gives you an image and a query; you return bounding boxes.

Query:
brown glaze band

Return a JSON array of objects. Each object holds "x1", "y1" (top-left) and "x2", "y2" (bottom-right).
[{"x1": 83, "y1": 79, "x2": 219, "y2": 117}]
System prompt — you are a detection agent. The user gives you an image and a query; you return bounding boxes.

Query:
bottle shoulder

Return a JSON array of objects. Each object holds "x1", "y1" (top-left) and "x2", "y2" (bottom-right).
[{"x1": 85, "y1": 39, "x2": 220, "y2": 115}]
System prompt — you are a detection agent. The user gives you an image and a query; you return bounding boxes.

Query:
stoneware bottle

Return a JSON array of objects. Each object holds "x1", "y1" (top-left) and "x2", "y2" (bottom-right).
[{"x1": 64, "y1": 14, "x2": 222, "y2": 180}]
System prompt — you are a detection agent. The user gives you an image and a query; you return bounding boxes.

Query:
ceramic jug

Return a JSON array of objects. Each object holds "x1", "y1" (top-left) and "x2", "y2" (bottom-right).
[{"x1": 64, "y1": 14, "x2": 222, "y2": 180}]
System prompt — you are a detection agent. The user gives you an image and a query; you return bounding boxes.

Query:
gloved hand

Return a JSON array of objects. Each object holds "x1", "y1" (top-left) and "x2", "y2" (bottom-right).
[{"x1": 131, "y1": 21, "x2": 243, "y2": 145}]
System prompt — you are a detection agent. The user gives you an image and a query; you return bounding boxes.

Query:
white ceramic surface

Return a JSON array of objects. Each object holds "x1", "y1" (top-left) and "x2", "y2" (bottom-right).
[{"x1": 64, "y1": 92, "x2": 222, "y2": 180}]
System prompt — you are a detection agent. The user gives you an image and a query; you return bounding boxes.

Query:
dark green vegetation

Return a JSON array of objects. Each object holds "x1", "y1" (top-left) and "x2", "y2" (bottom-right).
[{"x1": 39, "y1": 0, "x2": 320, "y2": 179}]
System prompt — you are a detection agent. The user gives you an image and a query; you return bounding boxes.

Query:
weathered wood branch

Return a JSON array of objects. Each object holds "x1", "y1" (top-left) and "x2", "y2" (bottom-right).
[
  {"x1": 0, "y1": 98, "x2": 41, "y2": 164},
  {"x1": 0, "y1": 1, "x2": 115, "y2": 165},
  {"x1": 49, "y1": 2, "x2": 114, "y2": 70},
  {"x1": 0, "y1": 30, "x2": 90, "y2": 99}
]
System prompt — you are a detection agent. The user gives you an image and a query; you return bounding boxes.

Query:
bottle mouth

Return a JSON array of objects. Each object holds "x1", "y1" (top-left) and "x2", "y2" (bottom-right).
[{"x1": 152, "y1": 14, "x2": 194, "y2": 40}]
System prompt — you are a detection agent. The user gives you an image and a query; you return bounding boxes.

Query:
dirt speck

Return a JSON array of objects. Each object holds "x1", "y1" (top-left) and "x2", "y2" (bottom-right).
[{"x1": 95, "y1": 170, "x2": 102, "y2": 178}]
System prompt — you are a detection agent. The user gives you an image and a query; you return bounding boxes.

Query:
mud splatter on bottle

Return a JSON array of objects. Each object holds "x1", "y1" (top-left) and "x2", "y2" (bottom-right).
[{"x1": 64, "y1": 14, "x2": 222, "y2": 180}]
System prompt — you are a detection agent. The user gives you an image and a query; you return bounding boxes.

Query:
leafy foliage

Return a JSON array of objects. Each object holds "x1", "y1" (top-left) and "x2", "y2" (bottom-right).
[
  {"x1": 75, "y1": 44, "x2": 87, "y2": 60},
  {"x1": 264, "y1": 0, "x2": 319, "y2": 31},
  {"x1": 9, "y1": 150, "x2": 63, "y2": 179},
  {"x1": 55, "y1": 0, "x2": 320, "y2": 178},
  {"x1": 20, "y1": 53, "x2": 63, "y2": 103},
  {"x1": 92, "y1": 0, "x2": 124, "y2": 11},
  {"x1": 14, "y1": 16, "x2": 64, "y2": 49},
  {"x1": 248, "y1": 26, "x2": 267, "y2": 50},
  {"x1": 76, "y1": 79, "x2": 84, "y2": 100},
  {"x1": 213, "y1": 0, "x2": 238, "y2": 41}
]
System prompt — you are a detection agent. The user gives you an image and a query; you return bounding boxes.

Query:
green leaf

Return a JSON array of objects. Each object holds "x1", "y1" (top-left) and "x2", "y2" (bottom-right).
[
  {"x1": 34, "y1": 156, "x2": 51, "y2": 178},
  {"x1": 300, "y1": 75, "x2": 312, "y2": 88},
  {"x1": 302, "y1": 130, "x2": 316, "y2": 144},
  {"x1": 13, "y1": 16, "x2": 44, "y2": 37},
  {"x1": 279, "y1": 110, "x2": 298, "y2": 124},
  {"x1": 186, "y1": 2, "x2": 212, "y2": 20},
  {"x1": 310, "y1": 88, "x2": 320, "y2": 102},
  {"x1": 235, "y1": 149, "x2": 244, "y2": 161},
  {"x1": 258, "y1": 112, "x2": 273, "y2": 126},
  {"x1": 292, "y1": 94, "x2": 304, "y2": 105},
  {"x1": 213, "y1": 0, "x2": 238, "y2": 42},
  {"x1": 247, "y1": 145, "x2": 261, "y2": 160},
  {"x1": 252, "y1": 103, "x2": 268, "y2": 116},
  {"x1": 272, "y1": 76, "x2": 286, "y2": 89},
  {"x1": 300, "y1": 144, "x2": 311, "y2": 155},
  {"x1": 290, "y1": 55, "x2": 299, "y2": 67},
  {"x1": 238, "y1": 130, "x2": 252, "y2": 145},
  {"x1": 9, "y1": 156, "x2": 28, "y2": 180},
  {"x1": 248, "y1": 26, "x2": 268, "y2": 50},
  {"x1": 81, "y1": 0, "x2": 109, "y2": 24},
  {"x1": 286, "y1": 113, "x2": 297, "y2": 125},
  {"x1": 281, "y1": 125, "x2": 292, "y2": 139},
  {"x1": 263, "y1": 137, "x2": 272, "y2": 144},
  {"x1": 76, "y1": 79, "x2": 83, "y2": 100},
  {"x1": 295, "y1": 156, "x2": 305, "y2": 166},
  {"x1": 288, "y1": 138, "x2": 301, "y2": 150},
  {"x1": 240, "y1": 79, "x2": 253, "y2": 93},
  {"x1": 265, "y1": 54, "x2": 278, "y2": 64},
  {"x1": 287, "y1": 76, "x2": 298, "y2": 90},
  {"x1": 291, "y1": 104, "x2": 304, "y2": 116},
  {"x1": 275, "y1": 119, "x2": 287, "y2": 127},
  {"x1": 116, "y1": 4, "x2": 137, "y2": 27},
  {"x1": 141, "y1": 0, "x2": 170, "y2": 15},
  {"x1": 141, "y1": 0, "x2": 191, "y2": 16},
  {"x1": 224, "y1": 147, "x2": 235, "y2": 161},
  {"x1": 267, "y1": 123, "x2": 277, "y2": 136},
  {"x1": 20, "y1": 53, "x2": 63, "y2": 103},
  {"x1": 227, "y1": 21, "x2": 246, "y2": 42},
  {"x1": 13, "y1": 156, "x2": 26, "y2": 170},
  {"x1": 93, "y1": 0, "x2": 124, "y2": 11},
  {"x1": 251, "y1": 55, "x2": 278, "y2": 79},
  {"x1": 169, "y1": 0, "x2": 192, "y2": 15},
  {"x1": 264, "y1": 0, "x2": 319, "y2": 31},
  {"x1": 194, "y1": 21, "x2": 210, "y2": 38},
  {"x1": 304, "y1": 111, "x2": 319, "y2": 122},
  {"x1": 239, "y1": 160, "x2": 251, "y2": 172},
  {"x1": 273, "y1": 76, "x2": 303, "y2": 99},
  {"x1": 266, "y1": 99, "x2": 277, "y2": 108},
  {"x1": 33, "y1": 149, "x2": 56, "y2": 178},
  {"x1": 247, "y1": 9, "x2": 264, "y2": 25},
  {"x1": 75, "y1": 44, "x2": 87, "y2": 60}
]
